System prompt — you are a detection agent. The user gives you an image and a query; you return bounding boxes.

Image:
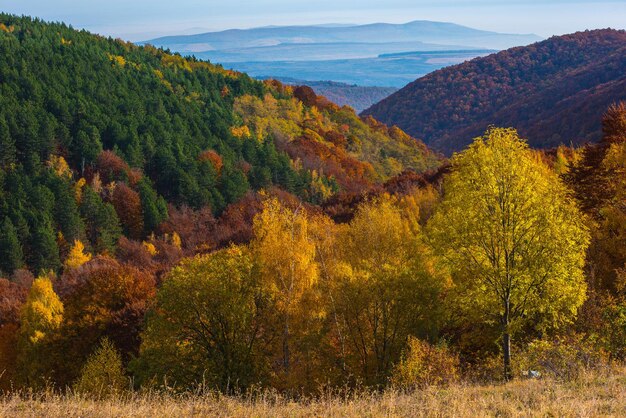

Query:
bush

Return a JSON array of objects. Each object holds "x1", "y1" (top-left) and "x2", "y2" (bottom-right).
[
  {"x1": 462, "y1": 354, "x2": 508, "y2": 384},
  {"x1": 391, "y1": 337, "x2": 459, "y2": 389},
  {"x1": 516, "y1": 335, "x2": 609, "y2": 381},
  {"x1": 74, "y1": 338, "x2": 127, "y2": 397}
]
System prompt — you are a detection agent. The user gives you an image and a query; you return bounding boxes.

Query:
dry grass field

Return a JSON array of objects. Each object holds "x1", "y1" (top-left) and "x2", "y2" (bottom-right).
[{"x1": 1, "y1": 369, "x2": 624, "y2": 418}]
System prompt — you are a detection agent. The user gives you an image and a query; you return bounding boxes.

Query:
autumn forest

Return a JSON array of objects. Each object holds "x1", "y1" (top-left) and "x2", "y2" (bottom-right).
[{"x1": 0, "y1": 14, "x2": 625, "y2": 405}]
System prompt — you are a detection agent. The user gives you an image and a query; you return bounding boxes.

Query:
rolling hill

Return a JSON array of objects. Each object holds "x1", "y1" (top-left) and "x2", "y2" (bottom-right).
[
  {"x1": 363, "y1": 29, "x2": 626, "y2": 154},
  {"x1": 0, "y1": 14, "x2": 440, "y2": 275}
]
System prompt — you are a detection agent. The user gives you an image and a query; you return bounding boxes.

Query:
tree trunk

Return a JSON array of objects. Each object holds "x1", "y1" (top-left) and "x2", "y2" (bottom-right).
[
  {"x1": 502, "y1": 301, "x2": 512, "y2": 381},
  {"x1": 283, "y1": 313, "x2": 290, "y2": 372},
  {"x1": 502, "y1": 330, "x2": 512, "y2": 381}
]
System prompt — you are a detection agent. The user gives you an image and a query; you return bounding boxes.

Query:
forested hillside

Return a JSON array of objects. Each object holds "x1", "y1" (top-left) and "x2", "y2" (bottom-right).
[
  {"x1": 364, "y1": 29, "x2": 626, "y2": 153},
  {"x1": 0, "y1": 14, "x2": 439, "y2": 275},
  {"x1": 1, "y1": 14, "x2": 625, "y2": 400}
]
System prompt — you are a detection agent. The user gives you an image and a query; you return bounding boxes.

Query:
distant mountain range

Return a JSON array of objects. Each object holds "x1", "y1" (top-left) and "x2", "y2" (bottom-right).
[
  {"x1": 140, "y1": 21, "x2": 541, "y2": 89},
  {"x1": 142, "y1": 21, "x2": 541, "y2": 54},
  {"x1": 186, "y1": 41, "x2": 483, "y2": 63},
  {"x1": 364, "y1": 29, "x2": 626, "y2": 154}
]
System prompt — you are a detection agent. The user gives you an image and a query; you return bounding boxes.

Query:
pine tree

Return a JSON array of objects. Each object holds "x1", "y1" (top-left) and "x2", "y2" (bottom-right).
[
  {"x1": 52, "y1": 179, "x2": 85, "y2": 243},
  {"x1": 29, "y1": 218, "x2": 61, "y2": 274},
  {"x1": 0, "y1": 217, "x2": 23, "y2": 275},
  {"x1": 137, "y1": 178, "x2": 168, "y2": 235},
  {"x1": 0, "y1": 117, "x2": 16, "y2": 167},
  {"x1": 221, "y1": 167, "x2": 249, "y2": 205},
  {"x1": 73, "y1": 128, "x2": 103, "y2": 170},
  {"x1": 80, "y1": 187, "x2": 122, "y2": 254}
]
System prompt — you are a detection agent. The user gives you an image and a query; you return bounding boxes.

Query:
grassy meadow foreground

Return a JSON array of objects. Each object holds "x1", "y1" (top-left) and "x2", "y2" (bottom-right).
[{"x1": 1, "y1": 369, "x2": 625, "y2": 417}]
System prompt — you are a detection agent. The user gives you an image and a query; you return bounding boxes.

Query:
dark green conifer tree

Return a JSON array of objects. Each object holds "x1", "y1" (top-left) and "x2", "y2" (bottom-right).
[
  {"x1": 0, "y1": 217, "x2": 24, "y2": 275},
  {"x1": 80, "y1": 187, "x2": 122, "y2": 254},
  {"x1": 29, "y1": 218, "x2": 61, "y2": 273},
  {"x1": 0, "y1": 117, "x2": 16, "y2": 167},
  {"x1": 137, "y1": 178, "x2": 168, "y2": 235}
]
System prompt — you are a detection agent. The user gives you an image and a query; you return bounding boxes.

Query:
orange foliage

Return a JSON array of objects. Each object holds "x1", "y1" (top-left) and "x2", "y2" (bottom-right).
[
  {"x1": 127, "y1": 168, "x2": 143, "y2": 186},
  {"x1": 0, "y1": 277, "x2": 29, "y2": 390},
  {"x1": 198, "y1": 150, "x2": 224, "y2": 174},
  {"x1": 282, "y1": 132, "x2": 375, "y2": 193},
  {"x1": 293, "y1": 85, "x2": 317, "y2": 108},
  {"x1": 0, "y1": 276, "x2": 29, "y2": 329},
  {"x1": 321, "y1": 129, "x2": 348, "y2": 148},
  {"x1": 293, "y1": 85, "x2": 339, "y2": 113},
  {"x1": 264, "y1": 79, "x2": 293, "y2": 96},
  {"x1": 116, "y1": 237, "x2": 156, "y2": 270},
  {"x1": 213, "y1": 192, "x2": 264, "y2": 247},
  {"x1": 0, "y1": 23, "x2": 15, "y2": 33},
  {"x1": 57, "y1": 256, "x2": 157, "y2": 370},
  {"x1": 322, "y1": 166, "x2": 447, "y2": 223},
  {"x1": 603, "y1": 102, "x2": 626, "y2": 144},
  {"x1": 158, "y1": 205, "x2": 216, "y2": 254},
  {"x1": 112, "y1": 183, "x2": 144, "y2": 239},
  {"x1": 96, "y1": 150, "x2": 131, "y2": 184},
  {"x1": 231, "y1": 125, "x2": 251, "y2": 139}
]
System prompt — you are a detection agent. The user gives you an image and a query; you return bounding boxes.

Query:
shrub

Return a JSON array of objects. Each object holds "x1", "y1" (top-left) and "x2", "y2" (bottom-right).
[
  {"x1": 74, "y1": 338, "x2": 126, "y2": 397},
  {"x1": 462, "y1": 354, "x2": 508, "y2": 384},
  {"x1": 516, "y1": 335, "x2": 609, "y2": 380},
  {"x1": 391, "y1": 337, "x2": 459, "y2": 389}
]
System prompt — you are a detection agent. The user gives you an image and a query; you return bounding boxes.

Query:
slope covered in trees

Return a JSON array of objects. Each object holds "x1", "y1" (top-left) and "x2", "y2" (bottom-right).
[
  {"x1": 0, "y1": 14, "x2": 440, "y2": 276},
  {"x1": 364, "y1": 29, "x2": 626, "y2": 154},
  {"x1": 1, "y1": 13, "x2": 626, "y2": 399}
]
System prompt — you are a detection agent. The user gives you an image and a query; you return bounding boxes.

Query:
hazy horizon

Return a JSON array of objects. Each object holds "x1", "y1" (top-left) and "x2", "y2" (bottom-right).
[{"x1": 2, "y1": 1, "x2": 626, "y2": 42}]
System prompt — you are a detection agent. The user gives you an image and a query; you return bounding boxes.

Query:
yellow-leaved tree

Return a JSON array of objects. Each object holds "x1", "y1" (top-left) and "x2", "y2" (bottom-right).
[
  {"x1": 74, "y1": 337, "x2": 126, "y2": 397},
  {"x1": 64, "y1": 239, "x2": 92, "y2": 270},
  {"x1": 427, "y1": 128, "x2": 589, "y2": 380},
  {"x1": 335, "y1": 195, "x2": 447, "y2": 385},
  {"x1": 17, "y1": 274, "x2": 64, "y2": 387},
  {"x1": 251, "y1": 197, "x2": 318, "y2": 381}
]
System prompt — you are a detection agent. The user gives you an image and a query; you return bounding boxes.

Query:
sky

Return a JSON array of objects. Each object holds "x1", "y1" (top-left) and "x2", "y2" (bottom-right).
[{"x1": 2, "y1": 0, "x2": 625, "y2": 41}]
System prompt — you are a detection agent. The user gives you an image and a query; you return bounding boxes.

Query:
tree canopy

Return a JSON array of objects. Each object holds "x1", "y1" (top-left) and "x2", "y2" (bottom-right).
[{"x1": 428, "y1": 128, "x2": 589, "y2": 379}]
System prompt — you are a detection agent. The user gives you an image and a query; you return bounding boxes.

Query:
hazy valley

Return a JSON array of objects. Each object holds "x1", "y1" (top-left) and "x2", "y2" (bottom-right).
[{"x1": 141, "y1": 21, "x2": 539, "y2": 104}]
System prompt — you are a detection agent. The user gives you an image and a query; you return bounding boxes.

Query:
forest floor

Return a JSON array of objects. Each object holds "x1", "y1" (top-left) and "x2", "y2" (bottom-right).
[{"x1": 1, "y1": 369, "x2": 625, "y2": 417}]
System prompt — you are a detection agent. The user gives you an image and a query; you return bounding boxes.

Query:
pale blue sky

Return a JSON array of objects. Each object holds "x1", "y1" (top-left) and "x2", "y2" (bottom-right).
[{"x1": 2, "y1": 0, "x2": 625, "y2": 41}]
